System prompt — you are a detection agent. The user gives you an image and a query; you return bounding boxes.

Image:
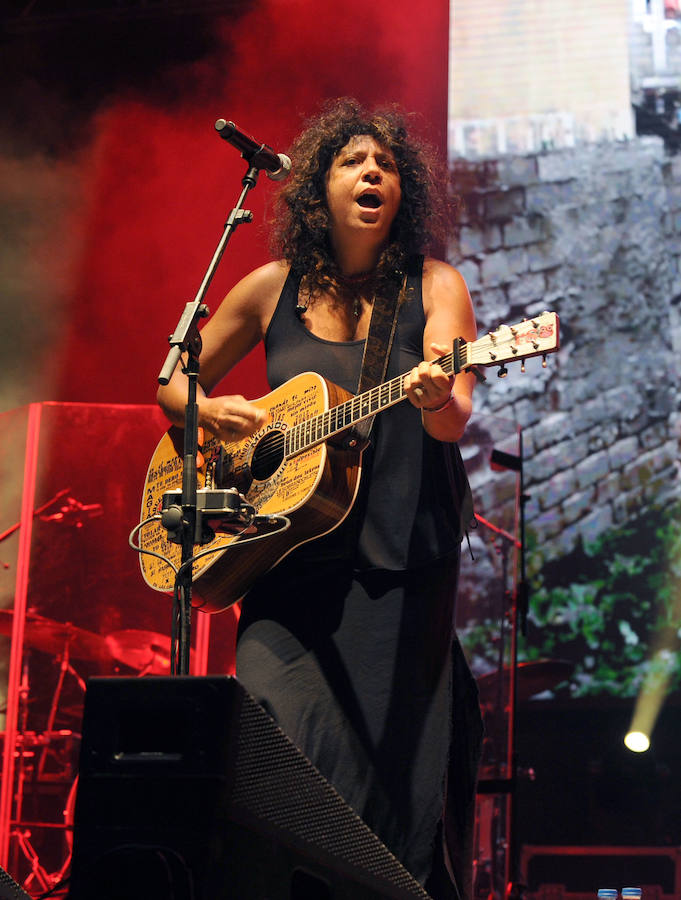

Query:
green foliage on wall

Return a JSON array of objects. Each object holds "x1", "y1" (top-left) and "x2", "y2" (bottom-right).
[{"x1": 525, "y1": 503, "x2": 681, "y2": 698}]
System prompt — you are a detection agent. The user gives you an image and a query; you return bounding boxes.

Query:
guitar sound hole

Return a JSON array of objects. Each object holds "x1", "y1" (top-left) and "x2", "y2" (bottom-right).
[{"x1": 250, "y1": 430, "x2": 285, "y2": 481}]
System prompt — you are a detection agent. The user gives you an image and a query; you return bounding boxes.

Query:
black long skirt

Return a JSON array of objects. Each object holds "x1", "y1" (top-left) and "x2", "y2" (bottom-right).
[{"x1": 236, "y1": 550, "x2": 481, "y2": 897}]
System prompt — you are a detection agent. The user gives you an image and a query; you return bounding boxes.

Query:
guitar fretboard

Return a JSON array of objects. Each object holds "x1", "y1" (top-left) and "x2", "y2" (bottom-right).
[
  {"x1": 284, "y1": 348, "x2": 459, "y2": 456},
  {"x1": 281, "y1": 311, "x2": 559, "y2": 457}
]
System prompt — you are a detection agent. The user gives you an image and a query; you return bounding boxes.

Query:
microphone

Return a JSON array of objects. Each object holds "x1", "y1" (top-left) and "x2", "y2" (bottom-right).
[{"x1": 215, "y1": 119, "x2": 291, "y2": 181}]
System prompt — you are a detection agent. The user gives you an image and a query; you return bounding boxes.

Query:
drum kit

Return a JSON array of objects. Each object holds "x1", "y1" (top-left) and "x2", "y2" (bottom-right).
[{"x1": 0, "y1": 608, "x2": 179, "y2": 895}]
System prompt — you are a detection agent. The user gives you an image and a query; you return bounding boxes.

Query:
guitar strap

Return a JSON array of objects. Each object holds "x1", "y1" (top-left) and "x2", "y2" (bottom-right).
[{"x1": 352, "y1": 256, "x2": 419, "y2": 442}]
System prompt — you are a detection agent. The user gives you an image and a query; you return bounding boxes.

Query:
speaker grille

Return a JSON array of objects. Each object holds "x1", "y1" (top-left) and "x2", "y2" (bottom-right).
[
  {"x1": 0, "y1": 865, "x2": 31, "y2": 900},
  {"x1": 232, "y1": 684, "x2": 431, "y2": 897}
]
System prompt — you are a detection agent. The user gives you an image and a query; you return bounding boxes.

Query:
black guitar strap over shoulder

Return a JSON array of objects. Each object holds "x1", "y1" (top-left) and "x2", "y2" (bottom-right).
[{"x1": 352, "y1": 256, "x2": 420, "y2": 443}]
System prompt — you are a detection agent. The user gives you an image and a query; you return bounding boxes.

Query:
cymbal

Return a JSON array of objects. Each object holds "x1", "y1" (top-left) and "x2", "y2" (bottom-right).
[
  {"x1": 105, "y1": 629, "x2": 178, "y2": 675},
  {"x1": 476, "y1": 659, "x2": 574, "y2": 705},
  {"x1": 0, "y1": 610, "x2": 110, "y2": 662}
]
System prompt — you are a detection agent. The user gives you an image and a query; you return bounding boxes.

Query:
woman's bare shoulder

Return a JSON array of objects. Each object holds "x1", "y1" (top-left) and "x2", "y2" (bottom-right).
[
  {"x1": 422, "y1": 257, "x2": 469, "y2": 294},
  {"x1": 230, "y1": 259, "x2": 290, "y2": 306},
  {"x1": 207, "y1": 260, "x2": 291, "y2": 339}
]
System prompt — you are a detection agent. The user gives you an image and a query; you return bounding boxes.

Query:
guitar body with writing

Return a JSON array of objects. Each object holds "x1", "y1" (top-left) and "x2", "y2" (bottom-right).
[{"x1": 139, "y1": 312, "x2": 559, "y2": 612}]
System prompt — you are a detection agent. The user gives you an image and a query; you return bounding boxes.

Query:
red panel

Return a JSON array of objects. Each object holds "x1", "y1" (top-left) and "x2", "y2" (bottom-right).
[{"x1": 0, "y1": 402, "x2": 239, "y2": 886}]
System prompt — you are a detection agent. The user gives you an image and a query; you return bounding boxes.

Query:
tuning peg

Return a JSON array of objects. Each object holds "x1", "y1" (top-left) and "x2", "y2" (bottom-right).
[{"x1": 497, "y1": 365, "x2": 508, "y2": 378}]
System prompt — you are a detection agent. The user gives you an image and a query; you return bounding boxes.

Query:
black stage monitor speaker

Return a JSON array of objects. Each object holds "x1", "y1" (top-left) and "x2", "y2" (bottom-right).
[
  {"x1": 0, "y1": 865, "x2": 31, "y2": 900},
  {"x1": 67, "y1": 676, "x2": 431, "y2": 900}
]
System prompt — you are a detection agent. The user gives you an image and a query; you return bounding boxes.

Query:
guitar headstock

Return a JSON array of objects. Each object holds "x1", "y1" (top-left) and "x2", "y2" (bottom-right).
[{"x1": 463, "y1": 311, "x2": 560, "y2": 377}]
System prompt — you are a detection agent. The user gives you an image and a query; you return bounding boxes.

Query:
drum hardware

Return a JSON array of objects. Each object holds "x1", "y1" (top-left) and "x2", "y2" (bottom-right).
[
  {"x1": 471, "y1": 567, "x2": 573, "y2": 899},
  {"x1": 38, "y1": 495, "x2": 103, "y2": 529},
  {"x1": 104, "y1": 628, "x2": 194, "y2": 675},
  {"x1": 50, "y1": 774, "x2": 79, "y2": 891},
  {"x1": 0, "y1": 610, "x2": 110, "y2": 664},
  {"x1": 476, "y1": 659, "x2": 575, "y2": 708},
  {"x1": 470, "y1": 436, "x2": 531, "y2": 900},
  {"x1": 11, "y1": 829, "x2": 52, "y2": 896},
  {"x1": 4, "y1": 661, "x2": 58, "y2": 894},
  {"x1": 0, "y1": 489, "x2": 107, "y2": 892},
  {"x1": 1, "y1": 607, "x2": 188, "y2": 892},
  {"x1": 36, "y1": 639, "x2": 89, "y2": 783},
  {"x1": 0, "y1": 487, "x2": 72, "y2": 569},
  {"x1": 470, "y1": 509, "x2": 516, "y2": 900},
  {"x1": 7, "y1": 726, "x2": 81, "y2": 891},
  {"x1": 473, "y1": 659, "x2": 570, "y2": 900},
  {"x1": 0, "y1": 611, "x2": 102, "y2": 891},
  {"x1": 0, "y1": 609, "x2": 106, "y2": 776}
]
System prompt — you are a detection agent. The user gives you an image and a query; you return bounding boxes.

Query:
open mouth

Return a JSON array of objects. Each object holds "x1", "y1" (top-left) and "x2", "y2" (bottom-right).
[{"x1": 357, "y1": 193, "x2": 382, "y2": 209}]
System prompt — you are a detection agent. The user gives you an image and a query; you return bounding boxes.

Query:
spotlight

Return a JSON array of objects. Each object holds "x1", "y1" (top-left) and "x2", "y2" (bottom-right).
[
  {"x1": 624, "y1": 731, "x2": 650, "y2": 753},
  {"x1": 625, "y1": 646, "x2": 677, "y2": 757}
]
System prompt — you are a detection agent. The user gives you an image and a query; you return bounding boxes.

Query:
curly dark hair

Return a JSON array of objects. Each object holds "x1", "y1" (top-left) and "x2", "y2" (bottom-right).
[{"x1": 270, "y1": 97, "x2": 450, "y2": 296}]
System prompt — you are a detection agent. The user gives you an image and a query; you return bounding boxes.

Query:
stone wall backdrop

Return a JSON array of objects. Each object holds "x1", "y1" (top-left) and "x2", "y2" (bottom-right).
[{"x1": 450, "y1": 135, "x2": 681, "y2": 700}]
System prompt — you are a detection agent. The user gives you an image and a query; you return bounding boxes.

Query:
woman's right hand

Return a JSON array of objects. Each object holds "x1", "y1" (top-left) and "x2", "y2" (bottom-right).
[{"x1": 198, "y1": 394, "x2": 267, "y2": 443}]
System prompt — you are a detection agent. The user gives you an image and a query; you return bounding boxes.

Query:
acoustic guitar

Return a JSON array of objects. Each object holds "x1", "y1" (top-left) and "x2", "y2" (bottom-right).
[{"x1": 139, "y1": 312, "x2": 559, "y2": 612}]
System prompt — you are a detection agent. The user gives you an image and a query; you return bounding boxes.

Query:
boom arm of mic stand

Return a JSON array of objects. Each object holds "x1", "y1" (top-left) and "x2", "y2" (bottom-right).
[{"x1": 156, "y1": 163, "x2": 263, "y2": 676}]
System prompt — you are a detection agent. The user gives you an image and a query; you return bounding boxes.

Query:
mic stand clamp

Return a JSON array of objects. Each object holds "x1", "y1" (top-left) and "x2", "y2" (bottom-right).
[
  {"x1": 161, "y1": 487, "x2": 250, "y2": 546},
  {"x1": 157, "y1": 162, "x2": 264, "y2": 676}
]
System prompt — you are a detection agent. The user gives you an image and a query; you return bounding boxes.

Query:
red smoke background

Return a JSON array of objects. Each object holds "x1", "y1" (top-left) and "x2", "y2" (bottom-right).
[
  {"x1": 30, "y1": 0, "x2": 449, "y2": 407},
  {"x1": 0, "y1": 0, "x2": 448, "y2": 687}
]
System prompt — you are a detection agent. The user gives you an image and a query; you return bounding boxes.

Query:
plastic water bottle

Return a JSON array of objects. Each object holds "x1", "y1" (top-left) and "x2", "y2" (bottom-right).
[
  {"x1": 621, "y1": 891, "x2": 642, "y2": 900},
  {"x1": 597, "y1": 891, "x2": 618, "y2": 900}
]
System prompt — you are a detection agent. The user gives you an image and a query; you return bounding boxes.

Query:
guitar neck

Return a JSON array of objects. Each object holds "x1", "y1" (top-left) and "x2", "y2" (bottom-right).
[
  {"x1": 284, "y1": 345, "x2": 460, "y2": 456},
  {"x1": 283, "y1": 311, "x2": 560, "y2": 456}
]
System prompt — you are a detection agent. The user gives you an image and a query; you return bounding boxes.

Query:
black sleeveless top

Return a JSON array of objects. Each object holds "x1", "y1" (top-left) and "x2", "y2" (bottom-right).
[{"x1": 264, "y1": 257, "x2": 472, "y2": 571}]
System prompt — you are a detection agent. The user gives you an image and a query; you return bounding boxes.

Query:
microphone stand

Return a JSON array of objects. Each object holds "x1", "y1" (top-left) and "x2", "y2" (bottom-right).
[
  {"x1": 506, "y1": 430, "x2": 529, "y2": 900},
  {"x1": 158, "y1": 159, "x2": 265, "y2": 676},
  {"x1": 483, "y1": 435, "x2": 527, "y2": 900}
]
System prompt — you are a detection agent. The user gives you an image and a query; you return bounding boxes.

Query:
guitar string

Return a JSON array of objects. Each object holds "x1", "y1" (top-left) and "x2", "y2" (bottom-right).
[
  {"x1": 242, "y1": 330, "x2": 491, "y2": 468},
  {"x1": 233, "y1": 348, "x2": 458, "y2": 473},
  {"x1": 230, "y1": 332, "x2": 506, "y2": 471},
  {"x1": 214, "y1": 326, "x2": 546, "y2": 472}
]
